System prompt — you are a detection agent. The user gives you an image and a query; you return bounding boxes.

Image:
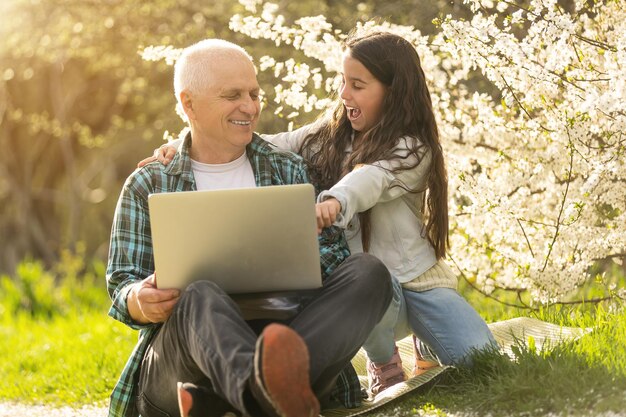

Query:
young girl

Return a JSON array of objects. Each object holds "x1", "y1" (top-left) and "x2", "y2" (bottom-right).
[{"x1": 144, "y1": 31, "x2": 496, "y2": 396}]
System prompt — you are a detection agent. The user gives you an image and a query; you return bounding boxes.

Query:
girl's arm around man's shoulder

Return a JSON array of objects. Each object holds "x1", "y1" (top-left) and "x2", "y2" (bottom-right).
[{"x1": 261, "y1": 120, "x2": 323, "y2": 153}]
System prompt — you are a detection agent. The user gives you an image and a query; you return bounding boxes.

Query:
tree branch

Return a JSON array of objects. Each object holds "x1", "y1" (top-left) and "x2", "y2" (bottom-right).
[
  {"x1": 541, "y1": 134, "x2": 575, "y2": 272},
  {"x1": 516, "y1": 218, "x2": 535, "y2": 258}
]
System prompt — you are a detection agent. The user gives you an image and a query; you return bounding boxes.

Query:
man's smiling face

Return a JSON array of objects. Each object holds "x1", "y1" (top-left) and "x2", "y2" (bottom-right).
[{"x1": 188, "y1": 52, "x2": 261, "y2": 154}]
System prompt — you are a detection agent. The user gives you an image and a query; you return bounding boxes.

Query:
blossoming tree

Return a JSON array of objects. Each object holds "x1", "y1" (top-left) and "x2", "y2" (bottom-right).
[{"x1": 146, "y1": 0, "x2": 626, "y2": 304}]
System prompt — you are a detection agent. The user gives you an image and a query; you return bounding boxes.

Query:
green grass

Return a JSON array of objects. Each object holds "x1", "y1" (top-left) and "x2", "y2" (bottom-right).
[
  {"x1": 0, "y1": 255, "x2": 136, "y2": 406},
  {"x1": 364, "y1": 270, "x2": 626, "y2": 417},
  {"x1": 0, "y1": 311, "x2": 135, "y2": 406},
  {"x1": 0, "y1": 257, "x2": 624, "y2": 416},
  {"x1": 368, "y1": 305, "x2": 626, "y2": 416}
]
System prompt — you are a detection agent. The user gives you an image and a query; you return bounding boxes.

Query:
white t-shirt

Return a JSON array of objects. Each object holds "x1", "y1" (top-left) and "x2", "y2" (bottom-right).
[{"x1": 191, "y1": 152, "x2": 256, "y2": 191}]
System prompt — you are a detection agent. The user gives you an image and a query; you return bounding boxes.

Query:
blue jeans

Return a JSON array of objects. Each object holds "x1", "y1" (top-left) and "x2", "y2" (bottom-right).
[{"x1": 363, "y1": 277, "x2": 497, "y2": 365}]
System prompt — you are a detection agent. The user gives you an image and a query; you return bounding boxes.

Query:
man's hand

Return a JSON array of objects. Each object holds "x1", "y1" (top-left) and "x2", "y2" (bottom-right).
[
  {"x1": 127, "y1": 274, "x2": 180, "y2": 324},
  {"x1": 315, "y1": 198, "x2": 341, "y2": 234},
  {"x1": 137, "y1": 144, "x2": 177, "y2": 168}
]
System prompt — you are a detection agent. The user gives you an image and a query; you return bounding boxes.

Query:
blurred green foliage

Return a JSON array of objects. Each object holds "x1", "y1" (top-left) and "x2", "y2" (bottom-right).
[{"x1": 0, "y1": 244, "x2": 109, "y2": 320}]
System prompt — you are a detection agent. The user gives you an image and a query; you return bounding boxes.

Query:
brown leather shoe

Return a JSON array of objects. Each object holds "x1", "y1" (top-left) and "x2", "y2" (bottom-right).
[
  {"x1": 250, "y1": 323, "x2": 320, "y2": 417},
  {"x1": 178, "y1": 382, "x2": 193, "y2": 417},
  {"x1": 177, "y1": 382, "x2": 241, "y2": 417}
]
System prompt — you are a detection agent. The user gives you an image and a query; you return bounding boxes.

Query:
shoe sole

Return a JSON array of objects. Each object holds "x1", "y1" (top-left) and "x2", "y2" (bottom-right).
[
  {"x1": 177, "y1": 382, "x2": 192, "y2": 417},
  {"x1": 412, "y1": 335, "x2": 439, "y2": 376},
  {"x1": 255, "y1": 323, "x2": 320, "y2": 417},
  {"x1": 413, "y1": 360, "x2": 439, "y2": 377}
]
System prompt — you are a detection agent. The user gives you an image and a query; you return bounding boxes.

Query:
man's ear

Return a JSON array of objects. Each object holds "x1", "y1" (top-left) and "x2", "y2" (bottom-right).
[{"x1": 180, "y1": 90, "x2": 195, "y2": 121}]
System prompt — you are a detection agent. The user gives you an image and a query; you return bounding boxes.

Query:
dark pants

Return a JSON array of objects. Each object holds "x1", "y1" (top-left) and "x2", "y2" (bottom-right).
[{"x1": 137, "y1": 253, "x2": 392, "y2": 417}]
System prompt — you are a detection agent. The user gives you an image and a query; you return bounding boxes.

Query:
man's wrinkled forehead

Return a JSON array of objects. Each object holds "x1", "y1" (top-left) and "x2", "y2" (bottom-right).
[{"x1": 205, "y1": 54, "x2": 259, "y2": 91}]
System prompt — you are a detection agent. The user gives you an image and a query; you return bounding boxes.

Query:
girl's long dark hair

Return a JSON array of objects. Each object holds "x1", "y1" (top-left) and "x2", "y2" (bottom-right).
[{"x1": 300, "y1": 31, "x2": 449, "y2": 258}]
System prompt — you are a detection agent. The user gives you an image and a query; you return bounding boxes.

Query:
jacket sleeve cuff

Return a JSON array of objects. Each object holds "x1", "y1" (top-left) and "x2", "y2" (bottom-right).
[{"x1": 108, "y1": 282, "x2": 152, "y2": 331}]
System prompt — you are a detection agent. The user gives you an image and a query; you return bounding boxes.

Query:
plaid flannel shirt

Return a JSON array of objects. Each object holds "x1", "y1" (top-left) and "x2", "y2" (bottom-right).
[{"x1": 106, "y1": 133, "x2": 360, "y2": 417}]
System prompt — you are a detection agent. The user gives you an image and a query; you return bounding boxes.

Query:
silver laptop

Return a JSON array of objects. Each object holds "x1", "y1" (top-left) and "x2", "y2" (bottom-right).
[{"x1": 148, "y1": 184, "x2": 322, "y2": 293}]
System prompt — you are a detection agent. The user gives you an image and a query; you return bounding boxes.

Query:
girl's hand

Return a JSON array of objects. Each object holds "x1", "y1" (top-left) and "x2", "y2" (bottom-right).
[
  {"x1": 315, "y1": 198, "x2": 341, "y2": 234},
  {"x1": 137, "y1": 144, "x2": 177, "y2": 168}
]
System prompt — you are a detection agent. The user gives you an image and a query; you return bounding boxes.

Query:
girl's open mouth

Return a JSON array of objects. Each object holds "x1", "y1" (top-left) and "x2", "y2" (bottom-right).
[{"x1": 347, "y1": 107, "x2": 362, "y2": 120}]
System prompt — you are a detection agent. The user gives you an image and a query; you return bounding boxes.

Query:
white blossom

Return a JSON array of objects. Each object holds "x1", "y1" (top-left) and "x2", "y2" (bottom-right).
[
  {"x1": 215, "y1": 0, "x2": 626, "y2": 302},
  {"x1": 140, "y1": 45, "x2": 181, "y2": 65}
]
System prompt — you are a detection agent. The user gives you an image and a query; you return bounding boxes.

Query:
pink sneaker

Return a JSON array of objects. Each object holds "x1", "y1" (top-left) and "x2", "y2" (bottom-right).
[
  {"x1": 366, "y1": 346, "x2": 406, "y2": 395},
  {"x1": 412, "y1": 335, "x2": 439, "y2": 376}
]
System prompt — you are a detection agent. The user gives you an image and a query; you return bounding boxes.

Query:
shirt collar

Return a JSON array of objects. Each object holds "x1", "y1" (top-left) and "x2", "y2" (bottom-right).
[
  {"x1": 164, "y1": 132, "x2": 269, "y2": 184},
  {"x1": 163, "y1": 131, "x2": 196, "y2": 184}
]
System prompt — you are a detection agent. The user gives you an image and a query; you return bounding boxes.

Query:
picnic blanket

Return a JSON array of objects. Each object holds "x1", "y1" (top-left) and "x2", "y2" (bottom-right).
[{"x1": 322, "y1": 317, "x2": 590, "y2": 417}]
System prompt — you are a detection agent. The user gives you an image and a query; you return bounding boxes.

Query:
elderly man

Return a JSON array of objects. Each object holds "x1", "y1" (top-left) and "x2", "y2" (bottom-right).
[{"x1": 106, "y1": 39, "x2": 392, "y2": 417}]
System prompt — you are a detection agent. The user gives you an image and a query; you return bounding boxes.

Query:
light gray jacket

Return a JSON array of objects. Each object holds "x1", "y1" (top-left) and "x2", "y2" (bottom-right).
[{"x1": 264, "y1": 124, "x2": 439, "y2": 284}]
